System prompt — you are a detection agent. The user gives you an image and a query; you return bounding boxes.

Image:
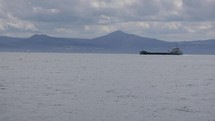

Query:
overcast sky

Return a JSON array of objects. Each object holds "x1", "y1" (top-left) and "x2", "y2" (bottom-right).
[{"x1": 0, "y1": 0, "x2": 215, "y2": 41}]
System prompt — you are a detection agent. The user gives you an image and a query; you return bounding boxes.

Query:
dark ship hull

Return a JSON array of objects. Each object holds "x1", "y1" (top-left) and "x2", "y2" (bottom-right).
[
  {"x1": 140, "y1": 48, "x2": 183, "y2": 55},
  {"x1": 139, "y1": 51, "x2": 182, "y2": 55}
]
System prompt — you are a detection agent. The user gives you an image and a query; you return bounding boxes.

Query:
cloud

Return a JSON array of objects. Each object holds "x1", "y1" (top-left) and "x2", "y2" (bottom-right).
[
  {"x1": 0, "y1": 11, "x2": 37, "y2": 32},
  {"x1": 33, "y1": 7, "x2": 60, "y2": 15},
  {"x1": 0, "y1": 0, "x2": 215, "y2": 41},
  {"x1": 182, "y1": 0, "x2": 215, "y2": 21}
]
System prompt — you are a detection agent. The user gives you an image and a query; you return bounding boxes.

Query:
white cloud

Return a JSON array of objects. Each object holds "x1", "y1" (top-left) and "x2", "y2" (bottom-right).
[
  {"x1": 174, "y1": 0, "x2": 183, "y2": 8},
  {"x1": 33, "y1": 7, "x2": 60, "y2": 15},
  {"x1": 184, "y1": 22, "x2": 213, "y2": 33},
  {"x1": 0, "y1": 12, "x2": 38, "y2": 32},
  {"x1": 0, "y1": 0, "x2": 215, "y2": 41},
  {"x1": 98, "y1": 15, "x2": 120, "y2": 24},
  {"x1": 84, "y1": 26, "x2": 91, "y2": 31}
]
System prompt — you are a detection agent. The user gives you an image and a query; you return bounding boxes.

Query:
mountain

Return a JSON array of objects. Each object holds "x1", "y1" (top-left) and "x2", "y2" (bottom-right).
[
  {"x1": 0, "y1": 34, "x2": 93, "y2": 53},
  {"x1": 91, "y1": 30, "x2": 174, "y2": 53},
  {"x1": 0, "y1": 31, "x2": 215, "y2": 54},
  {"x1": 178, "y1": 39, "x2": 215, "y2": 54}
]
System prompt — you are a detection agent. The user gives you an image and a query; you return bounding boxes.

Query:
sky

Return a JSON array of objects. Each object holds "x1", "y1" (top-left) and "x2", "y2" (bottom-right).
[{"x1": 0, "y1": 0, "x2": 215, "y2": 41}]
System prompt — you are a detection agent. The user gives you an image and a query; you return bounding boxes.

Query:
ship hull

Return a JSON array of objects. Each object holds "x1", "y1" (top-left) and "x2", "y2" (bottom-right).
[{"x1": 139, "y1": 51, "x2": 182, "y2": 55}]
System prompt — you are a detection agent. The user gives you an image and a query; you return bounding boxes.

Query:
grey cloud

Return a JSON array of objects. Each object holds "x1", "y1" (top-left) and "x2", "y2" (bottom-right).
[
  {"x1": 1, "y1": 0, "x2": 215, "y2": 22},
  {"x1": 182, "y1": 0, "x2": 215, "y2": 21},
  {"x1": 0, "y1": 0, "x2": 215, "y2": 41}
]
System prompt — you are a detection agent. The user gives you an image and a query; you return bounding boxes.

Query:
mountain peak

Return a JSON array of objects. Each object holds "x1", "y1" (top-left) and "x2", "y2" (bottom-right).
[
  {"x1": 30, "y1": 34, "x2": 50, "y2": 39},
  {"x1": 110, "y1": 30, "x2": 127, "y2": 35},
  {"x1": 104, "y1": 30, "x2": 131, "y2": 38}
]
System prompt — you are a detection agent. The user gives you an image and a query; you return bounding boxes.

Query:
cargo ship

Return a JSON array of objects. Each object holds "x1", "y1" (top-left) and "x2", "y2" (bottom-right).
[{"x1": 140, "y1": 47, "x2": 183, "y2": 55}]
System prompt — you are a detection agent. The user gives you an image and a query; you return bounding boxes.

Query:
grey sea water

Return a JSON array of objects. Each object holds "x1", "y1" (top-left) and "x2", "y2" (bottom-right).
[{"x1": 0, "y1": 53, "x2": 215, "y2": 121}]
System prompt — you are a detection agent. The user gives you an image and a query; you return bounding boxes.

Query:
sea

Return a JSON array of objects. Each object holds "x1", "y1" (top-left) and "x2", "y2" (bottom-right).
[{"x1": 0, "y1": 52, "x2": 215, "y2": 121}]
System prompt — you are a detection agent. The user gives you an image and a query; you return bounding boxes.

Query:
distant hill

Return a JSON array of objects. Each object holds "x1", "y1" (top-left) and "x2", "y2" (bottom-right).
[
  {"x1": 0, "y1": 30, "x2": 215, "y2": 54},
  {"x1": 178, "y1": 39, "x2": 215, "y2": 55}
]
